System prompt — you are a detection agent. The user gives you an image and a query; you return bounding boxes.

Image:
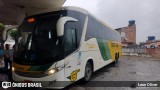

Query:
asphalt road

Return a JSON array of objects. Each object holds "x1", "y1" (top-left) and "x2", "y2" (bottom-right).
[{"x1": 1, "y1": 56, "x2": 160, "y2": 90}]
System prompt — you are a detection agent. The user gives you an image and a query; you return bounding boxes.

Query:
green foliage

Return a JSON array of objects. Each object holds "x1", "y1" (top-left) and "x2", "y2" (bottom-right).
[
  {"x1": 9, "y1": 29, "x2": 18, "y2": 39},
  {"x1": 0, "y1": 23, "x2": 5, "y2": 30}
]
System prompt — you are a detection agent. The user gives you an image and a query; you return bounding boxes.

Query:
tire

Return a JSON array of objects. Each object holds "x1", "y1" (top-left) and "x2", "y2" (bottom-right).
[
  {"x1": 83, "y1": 62, "x2": 92, "y2": 82},
  {"x1": 117, "y1": 52, "x2": 119, "y2": 59},
  {"x1": 114, "y1": 53, "x2": 119, "y2": 66}
]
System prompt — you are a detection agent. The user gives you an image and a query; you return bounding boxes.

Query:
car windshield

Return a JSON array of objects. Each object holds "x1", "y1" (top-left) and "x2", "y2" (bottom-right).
[{"x1": 15, "y1": 14, "x2": 61, "y2": 65}]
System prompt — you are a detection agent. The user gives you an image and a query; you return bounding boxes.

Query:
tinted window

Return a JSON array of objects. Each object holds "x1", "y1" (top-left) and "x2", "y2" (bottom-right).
[
  {"x1": 16, "y1": 14, "x2": 61, "y2": 65},
  {"x1": 86, "y1": 16, "x2": 98, "y2": 40},
  {"x1": 86, "y1": 15, "x2": 120, "y2": 42},
  {"x1": 65, "y1": 28, "x2": 76, "y2": 51},
  {"x1": 67, "y1": 10, "x2": 86, "y2": 46},
  {"x1": 20, "y1": 17, "x2": 37, "y2": 32}
]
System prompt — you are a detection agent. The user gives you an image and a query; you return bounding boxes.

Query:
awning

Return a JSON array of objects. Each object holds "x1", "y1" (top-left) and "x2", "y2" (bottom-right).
[{"x1": 0, "y1": 0, "x2": 66, "y2": 24}]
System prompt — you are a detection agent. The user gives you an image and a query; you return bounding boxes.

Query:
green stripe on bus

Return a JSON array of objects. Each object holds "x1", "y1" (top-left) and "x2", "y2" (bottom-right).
[
  {"x1": 28, "y1": 66, "x2": 40, "y2": 71},
  {"x1": 37, "y1": 64, "x2": 52, "y2": 71},
  {"x1": 27, "y1": 64, "x2": 52, "y2": 71},
  {"x1": 97, "y1": 39, "x2": 111, "y2": 61}
]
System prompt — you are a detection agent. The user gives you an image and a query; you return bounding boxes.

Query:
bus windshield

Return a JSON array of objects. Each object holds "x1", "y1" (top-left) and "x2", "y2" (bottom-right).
[{"x1": 15, "y1": 14, "x2": 62, "y2": 65}]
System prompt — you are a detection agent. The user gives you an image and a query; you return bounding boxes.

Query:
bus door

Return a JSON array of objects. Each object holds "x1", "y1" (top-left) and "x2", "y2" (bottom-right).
[{"x1": 64, "y1": 21, "x2": 80, "y2": 81}]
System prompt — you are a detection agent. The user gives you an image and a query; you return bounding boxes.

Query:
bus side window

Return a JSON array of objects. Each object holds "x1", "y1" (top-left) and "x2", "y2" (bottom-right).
[
  {"x1": 85, "y1": 16, "x2": 98, "y2": 41},
  {"x1": 65, "y1": 28, "x2": 77, "y2": 51}
]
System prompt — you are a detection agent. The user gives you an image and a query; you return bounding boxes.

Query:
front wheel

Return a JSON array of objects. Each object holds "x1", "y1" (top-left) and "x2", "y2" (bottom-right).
[{"x1": 83, "y1": 62, "x2": 92, "y2": 82}]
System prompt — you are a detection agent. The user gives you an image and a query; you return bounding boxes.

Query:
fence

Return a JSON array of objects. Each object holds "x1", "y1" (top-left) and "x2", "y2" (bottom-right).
[
  {"x1": 122, "y1": 47, "x2": 160, "y2": 59},
  {"x1": 122, "y1": 48, "x2": 147, "y2": 56},
  {"x1": 146, "y1": 48, "x2": 160, "y2": 59}
]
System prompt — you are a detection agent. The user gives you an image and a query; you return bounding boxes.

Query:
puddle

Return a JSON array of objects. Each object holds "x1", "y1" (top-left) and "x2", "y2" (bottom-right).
[
  {"x1": 129, "y1": 71, "x2": 136, "y2": 74},
  {"x1": 128, "y1": 64, "x2": 134, "y2": 66}
]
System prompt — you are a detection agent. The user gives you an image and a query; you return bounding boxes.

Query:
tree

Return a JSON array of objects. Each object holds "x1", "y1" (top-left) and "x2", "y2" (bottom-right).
[
  {"x1": 0, "y1": 23, "x2": 5, "y2": 30},
  {"x1": 0, "y1": 23, "x2": 5, "y2": 44},
  {"x1": 9, "y1": 29, "x2": 18, "y2": 40}
]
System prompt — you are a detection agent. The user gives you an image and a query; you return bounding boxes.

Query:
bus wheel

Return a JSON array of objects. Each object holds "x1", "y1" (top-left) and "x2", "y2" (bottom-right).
[
  {"x1": 114, "y1": 53, "x2": 119, "y2": 66},
  {"x1": 84, "y1": 62, "x2": 92, "y2": 82}
]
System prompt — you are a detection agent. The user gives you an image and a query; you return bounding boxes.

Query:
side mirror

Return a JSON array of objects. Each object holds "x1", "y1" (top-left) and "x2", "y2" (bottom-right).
[{"x1": 56, "y1": 16, "x2": 78, "y2": 36}]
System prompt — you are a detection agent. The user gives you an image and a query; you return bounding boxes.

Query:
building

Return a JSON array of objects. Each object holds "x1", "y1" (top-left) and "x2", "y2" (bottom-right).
[
  {"x1": 140, "y1": 36, "x2": 160, "y2": 48},
  {"x1": 115, "y1": 20, "x2": 136, "y2": 47},
  {"x1": 145, "y1": 41, "x2": 160, "y2": 48}
]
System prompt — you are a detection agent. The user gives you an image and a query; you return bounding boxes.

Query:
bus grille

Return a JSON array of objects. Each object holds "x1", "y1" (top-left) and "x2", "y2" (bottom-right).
[{"x1": 15, "y1": 71, "x2": 47, "y2": 78}]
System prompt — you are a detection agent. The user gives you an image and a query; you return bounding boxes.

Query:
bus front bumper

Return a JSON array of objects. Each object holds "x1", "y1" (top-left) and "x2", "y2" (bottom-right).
[{"x1": 12, "y1": 71, "x2": 68, "y2": 89}]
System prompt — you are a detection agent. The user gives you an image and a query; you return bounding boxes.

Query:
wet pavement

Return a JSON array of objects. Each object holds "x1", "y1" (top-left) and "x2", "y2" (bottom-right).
[{"x1": 1, "y1": 56, "x2": 160, "y2": 90}]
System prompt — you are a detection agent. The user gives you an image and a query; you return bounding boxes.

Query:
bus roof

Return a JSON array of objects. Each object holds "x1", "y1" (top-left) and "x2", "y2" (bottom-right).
[{"x1": 62, "y1": 6, "x2": 120, "y2": 35}]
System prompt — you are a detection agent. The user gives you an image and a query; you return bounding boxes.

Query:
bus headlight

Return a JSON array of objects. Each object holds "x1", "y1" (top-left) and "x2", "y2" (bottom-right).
[
  {"x1": 45, "y1": 68, "x2": 57, "y2": 75},
  {"x1": 45, "y1": 65, "x2": 65, "y2": 75},
  {"x1": 12, "y1": 67, "x2": 15, "y2": 72}
]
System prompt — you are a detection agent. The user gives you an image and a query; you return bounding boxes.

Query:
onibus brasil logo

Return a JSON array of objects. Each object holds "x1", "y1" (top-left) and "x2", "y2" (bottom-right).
[
  {"x1": 2, "y1": 81, "x2": 11, "y2": 89},
  {"x1": 2, "y1": 81, "x2": 42, "y2": 89}
]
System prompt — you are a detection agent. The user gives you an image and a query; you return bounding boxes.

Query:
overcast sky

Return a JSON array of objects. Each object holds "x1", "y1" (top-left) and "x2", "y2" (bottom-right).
[{"x1": 64, "y1": 0, "x2": 160, "y2": 43}]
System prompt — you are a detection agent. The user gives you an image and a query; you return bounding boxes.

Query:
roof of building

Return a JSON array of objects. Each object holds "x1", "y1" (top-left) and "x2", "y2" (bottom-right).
[{"x1": 0, "y1": 0, "x2": 66, "y2": 24}]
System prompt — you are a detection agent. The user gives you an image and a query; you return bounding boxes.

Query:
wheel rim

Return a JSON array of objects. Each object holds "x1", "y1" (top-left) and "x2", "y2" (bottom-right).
[{"x1": 85, "y1": 64, "x2": 92, "y2": 81}]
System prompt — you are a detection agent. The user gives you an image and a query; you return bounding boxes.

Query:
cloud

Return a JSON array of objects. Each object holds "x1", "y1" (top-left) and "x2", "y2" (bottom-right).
[
  {"x1": 64, "y1": 0, "x2": 160, "y2": 43},
  {"x1": 64, "y1": 0, "x2": 98, "y2": 14},
  {"x1": 97, "y1": 0, "x2": 160, "y2": 43}
]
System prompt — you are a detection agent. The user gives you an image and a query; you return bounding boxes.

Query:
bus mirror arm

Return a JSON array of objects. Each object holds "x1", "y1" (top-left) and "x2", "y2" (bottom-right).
[{"x1": 56, "y1": 16, "x2": 78, "y2": 36}]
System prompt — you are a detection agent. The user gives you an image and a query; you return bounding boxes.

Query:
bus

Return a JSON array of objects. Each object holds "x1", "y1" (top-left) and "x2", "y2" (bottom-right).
[{"x1": 12, "y1": 6, "x2": 122, "y2": 88}]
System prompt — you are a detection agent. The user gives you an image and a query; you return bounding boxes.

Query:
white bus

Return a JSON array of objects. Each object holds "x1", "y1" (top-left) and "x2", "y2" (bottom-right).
[{"x1": 12, "y1": 6, "x2": 122, "y2": 88}]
